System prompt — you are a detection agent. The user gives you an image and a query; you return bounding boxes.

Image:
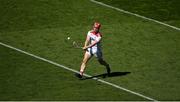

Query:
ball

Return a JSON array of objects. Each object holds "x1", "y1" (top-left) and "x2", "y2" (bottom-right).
[{"x1": 67, "y1": 37, "x2": 70, "y2": 40}]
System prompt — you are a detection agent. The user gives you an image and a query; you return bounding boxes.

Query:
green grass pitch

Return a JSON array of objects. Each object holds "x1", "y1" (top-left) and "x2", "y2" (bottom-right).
[{"x1": 0, "y1": 0, "x2": 180, "y2": 101}]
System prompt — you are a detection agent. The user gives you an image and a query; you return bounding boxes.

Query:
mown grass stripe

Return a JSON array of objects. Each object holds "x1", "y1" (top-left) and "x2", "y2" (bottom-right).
[
  {"x1": 0, "y1": 42, "x2": 158, "y2": 101},
  {"x1": 90, "y1": 0, "x2": 180, "y2": 31}
]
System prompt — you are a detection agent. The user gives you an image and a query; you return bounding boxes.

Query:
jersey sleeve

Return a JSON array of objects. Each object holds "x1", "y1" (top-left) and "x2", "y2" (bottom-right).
[
  {"x1": 87, "y1": 31, "x2": 91, "y2": 37},
  {"x1": 96, "y1": 36, "x2": 101, "y2": 42},
  {"x1": 96, "y1": 34, "x2": 102, "y2": 42}
]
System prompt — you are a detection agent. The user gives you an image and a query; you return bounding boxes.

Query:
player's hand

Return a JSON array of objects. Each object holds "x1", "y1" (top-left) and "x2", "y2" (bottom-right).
[{"x1": 83, "y1": 46, "x2": 88, "y2": 50}]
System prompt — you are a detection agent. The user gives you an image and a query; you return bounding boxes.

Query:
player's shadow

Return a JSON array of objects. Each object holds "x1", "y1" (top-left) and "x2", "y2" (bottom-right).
[{"x1": 83, "y1": 72, "x2": 131, "y2": 80}]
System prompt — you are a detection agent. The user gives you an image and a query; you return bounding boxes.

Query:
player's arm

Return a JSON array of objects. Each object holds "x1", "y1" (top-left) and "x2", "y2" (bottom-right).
[
  {"x1": 83, "y1": 34, "x2": 90, "y2": 48},
  {"x1": 83, "y1": 37, "x2": 101, "y2": 50}
]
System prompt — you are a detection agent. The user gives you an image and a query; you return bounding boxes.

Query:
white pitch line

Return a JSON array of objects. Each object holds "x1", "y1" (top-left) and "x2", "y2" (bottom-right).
[
  {"x1": 0, "y1": 42, "x2": 157, "y2": 101},
  {"x1": 90, "y1": 0, "x2": 180, "y2": 31}
]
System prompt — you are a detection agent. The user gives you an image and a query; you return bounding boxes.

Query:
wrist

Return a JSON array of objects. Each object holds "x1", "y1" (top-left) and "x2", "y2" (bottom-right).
[{"x1": 86, "y1": 46, "x2": 89, "y2": 49}]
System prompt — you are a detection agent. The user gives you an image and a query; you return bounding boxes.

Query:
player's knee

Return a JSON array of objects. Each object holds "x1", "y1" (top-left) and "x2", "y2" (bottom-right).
[
  {"x1": 98, "y1": 59, "x2": 109, "y2": 66},
  {"x1": 98, "y1": 59, "x2": 104, "y2": 65}
]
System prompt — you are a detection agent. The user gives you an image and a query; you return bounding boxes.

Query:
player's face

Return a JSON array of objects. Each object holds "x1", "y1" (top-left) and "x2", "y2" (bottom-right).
[{"x1": 93, "y1": 27, "x2": 99, "y2": 32}]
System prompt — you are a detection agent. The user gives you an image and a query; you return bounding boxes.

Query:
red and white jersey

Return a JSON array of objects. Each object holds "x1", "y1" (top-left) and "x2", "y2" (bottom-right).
[{"x1": 87, "y1": 30, "x2": 102, "y2": 50}]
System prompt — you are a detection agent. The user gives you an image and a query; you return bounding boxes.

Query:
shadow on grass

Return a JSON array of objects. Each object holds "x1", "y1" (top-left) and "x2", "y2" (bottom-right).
[{"x1": 82, "y1": 72, "x2": 131, "y2": 80}]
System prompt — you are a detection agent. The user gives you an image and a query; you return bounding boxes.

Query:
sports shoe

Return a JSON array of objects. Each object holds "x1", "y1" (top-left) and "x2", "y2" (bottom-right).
[{"x1": 75, "y1": 73, "x2": 83, "y2": 78}]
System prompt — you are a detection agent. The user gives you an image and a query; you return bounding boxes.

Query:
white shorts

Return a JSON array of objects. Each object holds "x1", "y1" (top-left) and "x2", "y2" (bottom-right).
[{"x1": 86, "y1": 47, "x2": 102, "y2": 59}]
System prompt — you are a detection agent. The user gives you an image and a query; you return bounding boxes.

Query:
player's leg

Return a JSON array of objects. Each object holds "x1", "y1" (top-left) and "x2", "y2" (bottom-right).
[
  {"x1": 80, "y1": 51, "x2": 91, "y2": 75},
  {"x1": 96, "y1": 50, "x2": 111, "y2": 75},
  {"x1": 98, "y1": 58, "x2": 111, "y2": 75},
  {"x1": 75, "y1": 51, "x2": 91, "y2": 78}
]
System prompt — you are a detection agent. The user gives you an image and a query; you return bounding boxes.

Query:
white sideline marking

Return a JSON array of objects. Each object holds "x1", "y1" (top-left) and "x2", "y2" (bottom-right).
[
  {"x1": 0, "y1": 42, "x2": 157, "y2": 101},
  {"x1": 90, "y1": 0, "x2": 180, "y2": 31}
]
